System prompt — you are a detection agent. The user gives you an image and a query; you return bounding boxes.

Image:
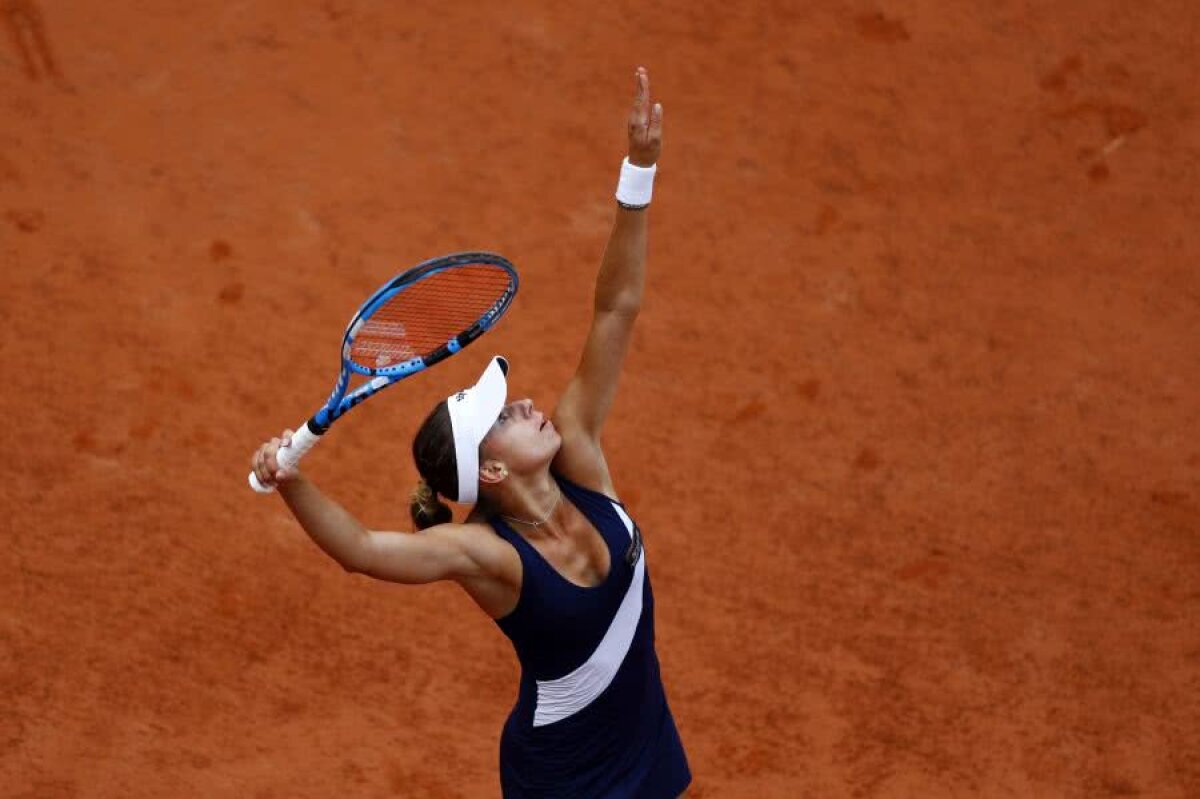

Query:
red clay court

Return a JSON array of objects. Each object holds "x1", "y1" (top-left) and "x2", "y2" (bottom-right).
[{"x1": 2, "y1": 2, "x2": 1197, "y2": 797}]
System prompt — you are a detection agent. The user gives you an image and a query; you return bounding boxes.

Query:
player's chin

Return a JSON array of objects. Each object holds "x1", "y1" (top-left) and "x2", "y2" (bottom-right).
[{"x1": 538, "y1": 419, "x2": 561, "y2": 442}]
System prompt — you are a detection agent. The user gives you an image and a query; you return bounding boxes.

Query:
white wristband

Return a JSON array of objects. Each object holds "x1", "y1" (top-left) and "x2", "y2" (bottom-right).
[{"x1": 615, "y1": 157, "x2": 656, "y2": 209}]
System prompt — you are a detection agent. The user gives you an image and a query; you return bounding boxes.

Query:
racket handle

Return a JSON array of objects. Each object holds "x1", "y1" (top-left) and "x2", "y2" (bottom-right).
[{"x1": 248, "y1": 423, "x2": 323, "y2": 493}]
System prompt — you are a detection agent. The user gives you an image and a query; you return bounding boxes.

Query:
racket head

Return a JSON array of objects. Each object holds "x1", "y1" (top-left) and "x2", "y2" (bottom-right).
[{"x1": 342, "y1": 251, "x2": 518, "y2": 377}]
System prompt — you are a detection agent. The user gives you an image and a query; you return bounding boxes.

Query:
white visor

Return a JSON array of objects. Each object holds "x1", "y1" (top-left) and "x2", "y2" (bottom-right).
[{"x1": 446, "y1": 355, "x2": 509, "y2": 504}]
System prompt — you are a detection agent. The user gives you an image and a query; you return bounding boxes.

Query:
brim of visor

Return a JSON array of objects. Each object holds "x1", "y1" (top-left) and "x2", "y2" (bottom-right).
[{"x1": 448, "y1": 355, "x2": 508, "y2": 504}]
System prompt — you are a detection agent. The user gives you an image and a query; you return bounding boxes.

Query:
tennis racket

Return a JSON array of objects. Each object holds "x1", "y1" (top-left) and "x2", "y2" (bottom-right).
[{"x1": 248, "y1": 251, "x2": 518, "y2": 493}]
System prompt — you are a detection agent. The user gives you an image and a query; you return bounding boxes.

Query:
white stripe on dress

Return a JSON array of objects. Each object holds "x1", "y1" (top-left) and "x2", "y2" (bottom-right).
[{"x1": 532, "y1": 503, "x2": 644, "y2": 727}]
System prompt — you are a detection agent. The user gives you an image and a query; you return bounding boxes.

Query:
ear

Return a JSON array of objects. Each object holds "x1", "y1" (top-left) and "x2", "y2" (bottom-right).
[{"x1": 478, "y1": 458, "x2": 508, "y2": 487}]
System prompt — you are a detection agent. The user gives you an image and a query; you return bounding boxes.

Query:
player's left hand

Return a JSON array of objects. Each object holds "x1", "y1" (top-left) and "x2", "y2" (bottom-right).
[
  {"x1": 250, "y1": 429, "x2": 299, "y2": 488},
  {"x1": 627, "y1": 66, "x2": 663, "y2": 167}
]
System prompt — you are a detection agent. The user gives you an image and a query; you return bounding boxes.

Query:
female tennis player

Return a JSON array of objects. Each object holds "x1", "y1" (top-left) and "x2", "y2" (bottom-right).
[{"x1": 250, "y1": 67, "x2": 690, "y2": 798}]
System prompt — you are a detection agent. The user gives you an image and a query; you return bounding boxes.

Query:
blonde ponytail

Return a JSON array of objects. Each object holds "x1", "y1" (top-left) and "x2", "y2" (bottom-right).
[{"x1": 410, "y1": 478, "x2": 452, "y2": 530}]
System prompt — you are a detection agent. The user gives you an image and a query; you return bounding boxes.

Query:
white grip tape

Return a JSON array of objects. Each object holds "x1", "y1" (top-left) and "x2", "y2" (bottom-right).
[
  {"x1": 248, "y1": 424, "x2": 322, "y2": 493},
  {"x1": 615, "y1": 157, "x2": 656, "y2": 207}
]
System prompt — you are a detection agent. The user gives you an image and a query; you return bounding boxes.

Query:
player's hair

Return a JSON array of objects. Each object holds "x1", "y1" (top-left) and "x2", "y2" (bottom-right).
[{"x1": 410, "y1": 401, "x2": 456, "y2": 530}]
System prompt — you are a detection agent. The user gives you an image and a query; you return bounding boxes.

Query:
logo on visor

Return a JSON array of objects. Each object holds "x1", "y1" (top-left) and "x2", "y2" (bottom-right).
[{"x1": 455, "y1": 391, "x2": 467, "y2": 402}]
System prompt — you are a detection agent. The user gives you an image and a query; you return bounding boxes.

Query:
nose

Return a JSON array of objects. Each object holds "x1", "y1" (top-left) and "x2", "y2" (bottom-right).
[{"x1": 518, "y1": 398, "x2": 534, "y2": 418}]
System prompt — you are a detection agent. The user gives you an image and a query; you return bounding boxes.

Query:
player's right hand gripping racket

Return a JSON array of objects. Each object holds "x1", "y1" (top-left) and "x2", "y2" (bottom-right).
[{"x1": 248, "y1": 251, "x2": 518, "y2": 493}]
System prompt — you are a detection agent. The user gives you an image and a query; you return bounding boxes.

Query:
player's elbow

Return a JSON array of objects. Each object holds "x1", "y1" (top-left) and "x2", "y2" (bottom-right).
[{"x1": 594, "y1": 295, "x2": 641, "y2": 319}]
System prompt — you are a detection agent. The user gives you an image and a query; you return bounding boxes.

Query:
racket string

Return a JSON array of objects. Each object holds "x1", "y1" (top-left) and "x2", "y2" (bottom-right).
[{"x1": 349, "y1": 264, "x2": 514, "y2": 369}]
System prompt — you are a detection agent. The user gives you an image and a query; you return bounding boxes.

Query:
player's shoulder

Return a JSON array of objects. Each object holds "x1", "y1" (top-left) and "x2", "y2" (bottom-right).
[
  {"x1": 422, "y1": 518, "x2": 497, "y2": 542},
  {"x1": 456, "y1": 521, "x2": 522, "y2": 591},
  {"x1": 430, "y1": 519, "x2": 515, "y2": 562},
  {"x1": 449, "y1": 518, "x2": 500, "y2": 536}
]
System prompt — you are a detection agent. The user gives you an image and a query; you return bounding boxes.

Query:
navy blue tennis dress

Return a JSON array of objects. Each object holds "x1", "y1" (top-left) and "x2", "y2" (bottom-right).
[{"x1": 488, "y1": 471, "x2": 691, "y2": 798}]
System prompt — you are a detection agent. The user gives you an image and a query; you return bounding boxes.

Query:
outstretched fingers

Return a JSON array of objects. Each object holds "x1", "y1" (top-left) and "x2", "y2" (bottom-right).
[
  {"x1": 625, "y1": 66, "x2": 663, "y2": 166},
  {"x1": 628, "y1": 67, "x2": 650, "y2": 134}
]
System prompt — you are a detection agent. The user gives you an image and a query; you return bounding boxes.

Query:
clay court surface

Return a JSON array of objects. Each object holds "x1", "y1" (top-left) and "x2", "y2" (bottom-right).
[{"x1": 3, "y1": 2, "x2": 1197, "y2": 796}]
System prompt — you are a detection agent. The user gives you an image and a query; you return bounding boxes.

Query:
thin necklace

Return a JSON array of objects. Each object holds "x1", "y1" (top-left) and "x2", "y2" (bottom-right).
[{"x1": 500, "y1": 486, "x2": 562, "y2": 528}]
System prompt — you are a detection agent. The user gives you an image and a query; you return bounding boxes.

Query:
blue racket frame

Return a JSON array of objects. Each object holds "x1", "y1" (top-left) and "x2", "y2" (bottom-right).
[{"x1": 310, "y1": 251, "x2": 518, "y2": 434}]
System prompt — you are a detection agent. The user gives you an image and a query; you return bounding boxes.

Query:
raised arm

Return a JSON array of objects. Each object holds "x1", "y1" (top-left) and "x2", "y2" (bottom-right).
[
  {"x1": 552, "y1": 68, "x2": 663, "y2": 491},
  {"x1": 250, "y1": 431, "x2": 510, "y2": 590}
]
